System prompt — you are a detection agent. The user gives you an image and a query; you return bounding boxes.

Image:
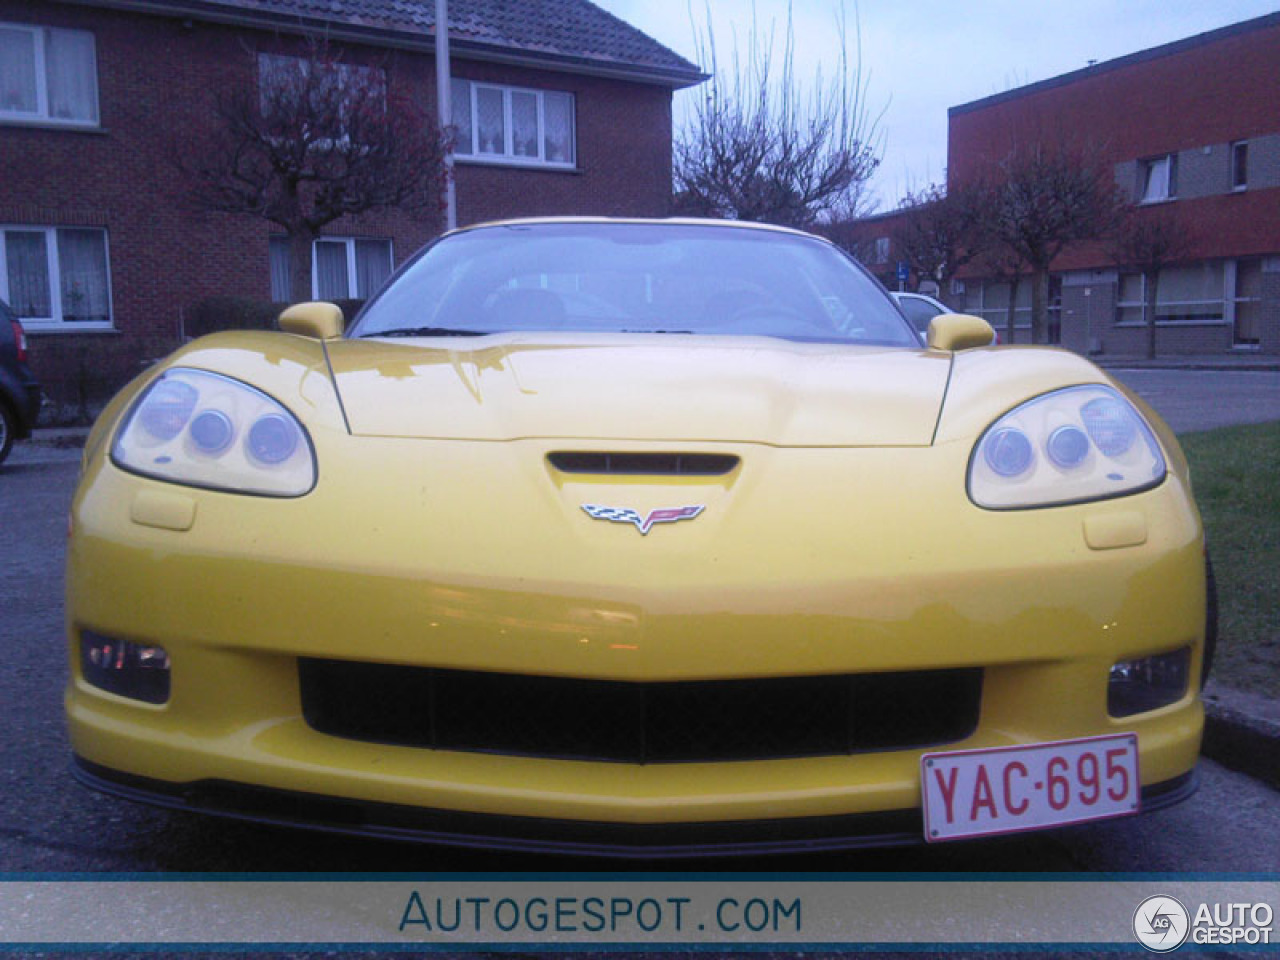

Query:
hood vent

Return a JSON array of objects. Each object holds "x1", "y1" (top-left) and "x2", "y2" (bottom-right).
[{"x1": 548, "y1": 452, "x2": 739, "y2": 476}]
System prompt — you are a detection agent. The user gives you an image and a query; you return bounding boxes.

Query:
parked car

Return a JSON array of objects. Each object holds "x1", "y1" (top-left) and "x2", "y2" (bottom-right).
[
  {"x1": 66, "y1": 219, "x2": 1210, "y2": 856},
  {"x1": 891, "y1": 290, "x2": 998, "y2": 345},
  {"x1": 0, "y1": 298, "x2": 42, "y2": 465}
]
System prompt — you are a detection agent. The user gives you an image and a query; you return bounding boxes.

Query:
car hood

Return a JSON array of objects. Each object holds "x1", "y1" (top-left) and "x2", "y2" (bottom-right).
[{"x1": 325, "y1": 334, "x2": 951, "y2": 447}]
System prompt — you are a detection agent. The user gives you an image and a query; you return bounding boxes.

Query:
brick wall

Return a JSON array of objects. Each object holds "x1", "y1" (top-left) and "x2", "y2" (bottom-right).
[
  {"x1": 947, "y1": 14, "x2": 1280, "y2": 355},
  {"x1": 450, "y1": 60, "x2": 673, "y2": 225},
  {"x1": 0, "y1": 2, "x2": 677, "y2": 417}
]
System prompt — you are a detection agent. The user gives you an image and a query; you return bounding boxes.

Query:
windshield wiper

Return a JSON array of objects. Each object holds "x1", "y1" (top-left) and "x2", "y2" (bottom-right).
[
  {"x1": 365, "y1": 326, "x2": 489, "y2": 338},
  {"x1": 620, "y1": 329, "x2": 694, "y2": 334}
]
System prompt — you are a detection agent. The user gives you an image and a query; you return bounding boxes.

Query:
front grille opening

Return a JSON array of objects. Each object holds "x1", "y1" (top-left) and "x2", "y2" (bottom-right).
[
  {"x1": 548, "y1": 452, "x2": 739, "y2": 476},
  {"x1": 299, "y1": 660, "x2": 983, "y2": 764}
]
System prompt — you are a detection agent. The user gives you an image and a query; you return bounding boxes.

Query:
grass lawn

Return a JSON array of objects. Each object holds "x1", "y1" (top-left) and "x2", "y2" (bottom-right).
[{"x1": 1178, "y1": 421, "x2": 1280, "y2": 696}]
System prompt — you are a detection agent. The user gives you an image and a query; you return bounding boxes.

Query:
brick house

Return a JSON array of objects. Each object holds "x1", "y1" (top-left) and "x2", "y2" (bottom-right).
[
  {"x1": 818, "y1": 211, "x2": 909, "y2": 293},
  {"x1": 946, "y1": 12, "x2": 1280, "y2": 355},
  {"x1": 0, "y1": 0, "x2": 703, "y2": 414}
]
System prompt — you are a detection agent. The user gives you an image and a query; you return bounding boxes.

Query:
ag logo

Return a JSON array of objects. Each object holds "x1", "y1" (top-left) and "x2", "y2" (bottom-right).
[{"x1": 1133, "y1": 895, "x2": 1190, "y2": 953}]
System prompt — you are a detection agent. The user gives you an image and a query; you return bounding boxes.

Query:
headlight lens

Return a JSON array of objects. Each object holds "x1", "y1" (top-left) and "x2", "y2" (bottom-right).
[
  {"x1": 969, "y1": 385, "x2": 1165, "y2": 509},
  {"x1": 112, "y1": 368, "x2": 315, "y2": 496}
]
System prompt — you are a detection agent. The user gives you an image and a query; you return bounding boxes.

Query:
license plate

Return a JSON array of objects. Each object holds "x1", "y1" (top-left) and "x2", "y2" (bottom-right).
[{"x1": 921, "y1": 734, "x2": 1140, "y2": 842}]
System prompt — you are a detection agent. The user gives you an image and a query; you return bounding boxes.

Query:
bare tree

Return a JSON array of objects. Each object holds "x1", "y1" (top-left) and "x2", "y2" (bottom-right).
[
  {"x1": 673, "y1": 3, "x2": 883, "y2": 228},
  {"x1": 1110, "y1": 206, "x2": 1196, "y2": 359},
  {"x1": 181, "y1": 40, "x2": 447, "y2": 303},
  {"x1": 890, "y1": 182, "x2": 987, "y2": 295},
  {"x1": 976, "y1": 245, "x2": 1028, "y2": 345},
  {"x1": 980, "y1": 141, "x2": 1121, "y2": 342}
]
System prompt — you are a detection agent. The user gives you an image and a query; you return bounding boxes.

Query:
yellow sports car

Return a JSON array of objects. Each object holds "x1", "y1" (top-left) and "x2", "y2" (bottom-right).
[{"x1": 66, "y1": 218, "x2": 1211, "y2": 856}]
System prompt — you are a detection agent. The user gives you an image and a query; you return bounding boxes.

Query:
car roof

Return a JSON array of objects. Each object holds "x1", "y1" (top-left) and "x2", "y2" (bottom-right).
[{"x1": 443, "y1": 216, "x2": 821, "y2": 243}]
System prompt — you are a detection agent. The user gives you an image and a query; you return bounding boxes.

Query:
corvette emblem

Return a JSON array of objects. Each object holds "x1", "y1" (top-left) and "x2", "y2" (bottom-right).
[{"x1": 581, "y1": 504, "x2": 705, "y2": 535}]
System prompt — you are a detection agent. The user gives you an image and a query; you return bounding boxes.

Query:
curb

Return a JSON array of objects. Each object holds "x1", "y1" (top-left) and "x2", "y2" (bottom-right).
[
  {"x1": 27, "y1": 435, "x2": 88, "y2": 453},
  {"x1": 1202, "y1": 696, "x2": 1280, "y2": 791},
  {"x1": 1096, "y1": 358, "x2": 1280, "y2": 372}
]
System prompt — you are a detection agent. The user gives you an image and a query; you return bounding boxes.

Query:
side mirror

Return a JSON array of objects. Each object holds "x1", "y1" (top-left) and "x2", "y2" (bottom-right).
[
  {"x1": 927, "y1": 313, "x2": 996, "y2": 351},
  {"x1": 278, "y1": 301, "x2": 345, "y2": 340}
]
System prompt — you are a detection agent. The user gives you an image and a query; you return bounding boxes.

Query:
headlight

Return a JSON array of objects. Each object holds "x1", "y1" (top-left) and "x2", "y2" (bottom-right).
[
  {"x1": 111, "y1": 368, "x2": 315, "y2": 497},
  {"x1": 969, "y1": 385, "x2": 1165, "y2": 509},
  {"x1": 1108, "y1": 648, "x2": 1191, "y2": 717}
]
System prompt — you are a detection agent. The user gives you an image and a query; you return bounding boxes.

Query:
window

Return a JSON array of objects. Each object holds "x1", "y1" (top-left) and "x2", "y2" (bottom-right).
[
  {"x1": 450, "y1": 79, "x2": 575, "y2": 167},
  {"x1": 0, "y1": 24, "x2": 98, "y2": 125},
  {"x1": 269, "y1": 236, "x2": 393, "y2": 301},
  {"x1": 1233, "y1": 259, "x2": 1261, "y2": 346},
  {"x1": 872, "y1": 237, "x2": 890, "y2": 264},
  {"x1": 1116, "y1": 272, "x2": 1145, "y2": 325},
  {"x1": 1116, "y1": 263, "x2": 1226, "y2": 325},
  {"x1": 257, "y1": 52, "x2": 385, "y2": 141},
  {"x1": 1138, "y1": 154, "x2": 1177, "y2": 203},
  {"x1": 1231, "y1": 141, "x2": 1248, "y2": 191},
  {"x1": 965, "y1": 280, "x2": 1032, "y2": 334},
  {"x1": 0, "y1": 226, "x2": 111, "y2": 328}
]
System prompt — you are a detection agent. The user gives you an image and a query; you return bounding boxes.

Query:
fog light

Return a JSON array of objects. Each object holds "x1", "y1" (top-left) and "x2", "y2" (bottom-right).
[
  {"x1": 80, "y1": 631, "x2": 170, "y2": 704},
  {"x1": 1108, "y1": 648, "x2": 1190, "y2": 717}
]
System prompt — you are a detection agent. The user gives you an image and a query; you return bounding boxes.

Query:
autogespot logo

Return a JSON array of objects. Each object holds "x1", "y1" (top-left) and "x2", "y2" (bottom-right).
[{"x1": 1134, "y1": 895, "x2": 1191, "y2": 953}]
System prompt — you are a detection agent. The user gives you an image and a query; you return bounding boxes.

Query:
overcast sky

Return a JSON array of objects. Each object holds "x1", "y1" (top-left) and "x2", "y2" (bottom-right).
[{"x1": 592, "y1": 0, "x2": 1280, "y2": 210}]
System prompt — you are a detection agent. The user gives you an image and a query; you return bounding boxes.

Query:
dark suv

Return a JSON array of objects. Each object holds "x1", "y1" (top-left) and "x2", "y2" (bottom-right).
[{"x1": 0, "y1": 298, "x2": 42, "y2": 465}]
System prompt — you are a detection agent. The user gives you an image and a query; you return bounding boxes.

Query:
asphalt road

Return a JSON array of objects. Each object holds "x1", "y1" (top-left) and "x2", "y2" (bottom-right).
[
  {"x1": 2, "y1": 368, "x2": 1278, "y2": 874},
  {"x1": 1108, "y1": 368, "x2": 1280, "y2": 434}
]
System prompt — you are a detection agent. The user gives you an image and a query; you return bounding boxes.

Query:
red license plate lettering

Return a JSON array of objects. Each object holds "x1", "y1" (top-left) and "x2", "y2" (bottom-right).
[{"x1": 922, "y1": 734, "x2": 1140, "y2": 841}]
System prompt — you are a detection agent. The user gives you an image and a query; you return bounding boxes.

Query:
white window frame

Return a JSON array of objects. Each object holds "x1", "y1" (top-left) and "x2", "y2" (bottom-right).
[
  {"x1": 1230, "y1": 140, "x2": 1248, "y2": 192},
  {"x1": 0, "y1": 225, "x2": 113, "y2": 330},
  {"x1": 308, "y1": 236, "x2": 393, "y2": 300},
  {"x1": 451, "y1": 79, "x2": 576, "y2": 169},
  {"x1": 0, "y1": 23, "x2": 99, "y2": 127},
  {"x1": 872, "y1": 237, "x2": 890, "y2": 264}
]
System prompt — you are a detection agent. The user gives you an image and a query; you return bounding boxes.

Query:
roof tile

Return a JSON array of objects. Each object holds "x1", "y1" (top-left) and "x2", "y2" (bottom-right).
[{"x1": 186, "y1": 0, "x2": 702, "y2": 83}]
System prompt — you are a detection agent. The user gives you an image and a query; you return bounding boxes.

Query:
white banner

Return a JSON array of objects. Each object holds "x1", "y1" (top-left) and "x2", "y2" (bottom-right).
[{"x1": 0, "y1": 878, "x2": 1275, "y2": 950}]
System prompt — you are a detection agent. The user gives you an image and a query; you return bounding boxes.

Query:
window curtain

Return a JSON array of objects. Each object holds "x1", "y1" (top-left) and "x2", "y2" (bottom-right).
[
  {"x1": 57, "y1": 229, "x2": 109, "y2": 322},
  {"x1": 543, "y1": 92, "x2": 574, "y2": 164},
  {"x1": 511, "y1": 90, "x2": 538, "y2": 158},
  {"x1": 4, "y1": 231, "x2": 51, "y2": 318},
  {"x1": 268, "y1": 237, "x2": 291, "y2": 302},
  {"x1": 0, "y1": 28, "x2": 37, "y2": 114},
  {"x1": 354, "y1": 239, "x2": 391, "y2": 298},
  {"x1": 450, "y1": 79, "x2": 473, "y2": 154},
  {"x1": 45, "y1": 29, "x2": 97, "y2": 123},
  {"x1": 1157, "y1": 263, "x2": 1224, "y2": 319},
  {"x1": 314, "y1": 241, "x2": 349, "y2": 300},
  {"x1": 476, "y1": 87, "x2": 504, "y2": 155},
  {"x1": 1141, "y1": 159, "x2": 1169, "y2": 203}
]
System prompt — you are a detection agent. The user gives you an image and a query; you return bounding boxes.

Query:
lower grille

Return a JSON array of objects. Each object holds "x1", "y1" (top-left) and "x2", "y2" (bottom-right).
[{"x1": 298, "y1": 660, "x2": 982, "y2": 764}]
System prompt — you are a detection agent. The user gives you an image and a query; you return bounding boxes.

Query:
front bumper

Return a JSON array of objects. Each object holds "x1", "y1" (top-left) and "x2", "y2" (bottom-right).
[
  {"x1": 66, "y1": 435, "x2": 1208, "y2": 844},
  {"x1": 73, "y1": 757, "x2": 1198, "y2": 858}
]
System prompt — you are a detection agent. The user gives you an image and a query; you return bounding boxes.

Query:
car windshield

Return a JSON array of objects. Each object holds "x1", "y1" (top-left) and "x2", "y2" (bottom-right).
[{"x1": 350, "y1": 222, "x2": 918, "y2": 347}]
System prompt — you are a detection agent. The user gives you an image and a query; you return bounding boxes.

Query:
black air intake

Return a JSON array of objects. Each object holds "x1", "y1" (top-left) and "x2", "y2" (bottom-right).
[
  {"x1": 547, "y1": 452, "x2": 739, "y2": 475},
  {"x1": 299, "y1": 660, "x2": 983, "y2": 764}
]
